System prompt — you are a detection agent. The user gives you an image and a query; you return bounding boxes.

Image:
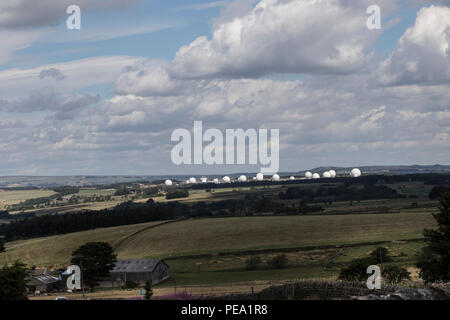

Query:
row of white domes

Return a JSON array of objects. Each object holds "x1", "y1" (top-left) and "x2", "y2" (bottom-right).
[
  {"x1": 164, "y1": 169, "x2": 362, "y2": 186},
  {"x1": 304, "y1": 168, "x2": 361, "y2": 179}
]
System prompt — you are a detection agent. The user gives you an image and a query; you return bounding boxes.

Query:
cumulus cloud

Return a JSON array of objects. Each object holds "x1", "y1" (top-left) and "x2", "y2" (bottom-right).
[
  {"x1": 168, "y1": 0, "x2": 391, "y2": 78},
  {"x1": 378, "y1": 5, "x2": 450, "y2": 86},
  {"x1": 0, "y1": 88, "x2": 100, "y2": 119}
]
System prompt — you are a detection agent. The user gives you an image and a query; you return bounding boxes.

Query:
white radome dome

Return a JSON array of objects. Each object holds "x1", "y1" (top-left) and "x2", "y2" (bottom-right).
[
  {"x1": 256, "y1": 173, "x2": 264, "y2": 181},
  {"x1": 238, "y1": 175, "x2": 247, "y2": 182},
  {"x1": 272, "y1": 174, "x2": 280, "y2": 181},
  {"x1": 189, "y1": 177, "x2": 197, "y2": 184},
  {"x1": 312, "y1": 173, "x2": 320, "y2": 179},
  {"x1": 222, "y1": 176, "x2": 231, "y2": 183},
  {"x1": 290, "y1": 176, "x2": 295, "y2": 180},
  {"x1": 213, "y1": 178, "x2": 219, "y2": 184},
  {"x1": 305, "y1": 171, "x2": 313, "y2": 179},
  {"x1": 322, "y1": 171, "x2": 332, "y2": 178},
  {"x1": 200, "y1": 177, "x2": 208, "y2": 183},
  {"x1": 329, "y1": 170, "x2": 336, "y2": 178},
  {"x1": 350, "y1": 168, "x2": 362, "y2": 177},
  {"x1": 164, "y1": 179, "x2": 173, "y2": 186}
]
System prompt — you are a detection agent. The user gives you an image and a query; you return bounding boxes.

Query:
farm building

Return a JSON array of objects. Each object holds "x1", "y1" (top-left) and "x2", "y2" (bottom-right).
[
  {"x1": 107, "y1": 259, "x2": 170, "y2": 287},
  {"x1": 27, "y1": 274, "x2": 62, "y2": 293}
]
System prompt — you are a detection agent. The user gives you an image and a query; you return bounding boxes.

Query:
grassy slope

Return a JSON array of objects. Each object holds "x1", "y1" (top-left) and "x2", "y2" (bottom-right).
[
  {"x1": 116, "y1": 212, "x2": 435, "y2": 259},
  {"x1": 0, "y1": 221, "x2": 167, "y2": 267},
  {"x1": 0, "y1": 212, "x2": 434, "y2": 268}
]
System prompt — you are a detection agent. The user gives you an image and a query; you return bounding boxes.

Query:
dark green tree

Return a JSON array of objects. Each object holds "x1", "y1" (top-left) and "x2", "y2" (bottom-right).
[
  {"x1": 416, "y1": 193, "x2": 450, "y2": 283},
  {"x1": 71, "y1": 242, "x2": 117, "y2": 290},
  {"x1": 0, "y1": 261, "x2": 29, "y2": 300},
  {"x1": 0, "y1": 237, "x2": 5, "y2": 253},
  {"x1": 370, "y1": 247, "x2": 392, "y2": 263},
  {"x1": 144, "y1": 281, "x2": 153, "y2": 300}
]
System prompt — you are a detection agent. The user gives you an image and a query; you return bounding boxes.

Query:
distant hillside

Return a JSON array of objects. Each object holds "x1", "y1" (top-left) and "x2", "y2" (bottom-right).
[
  {"x1": 303, "y1": 164, "x2": 450, "y2": 175},
  {"x1": 0, "y1": 165, "x2": 449, "y2": 187}
]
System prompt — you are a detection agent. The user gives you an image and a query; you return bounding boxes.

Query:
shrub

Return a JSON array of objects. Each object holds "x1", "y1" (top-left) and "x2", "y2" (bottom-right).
[
  {"x1": 245, "y1": 256, "x2": 262, "y2": 270},
  {"x1": 166, "y1": 189, "x2": 189, "y2": 200},
  {"x1": 338, "y1": 257, "x2": 377, "y2": 282},
  {"x1": 125, "y1": 280, "x2": 139, "y2": 289},
  {"x1": 370, "y1": 247, "x2": 392, "y2": 263},
  {"x1": 267, "y1": 254, "x2": 288, "y2": 269},
  {"x1": 382, "y1": 265, "x2": 410, "y2": 285}
]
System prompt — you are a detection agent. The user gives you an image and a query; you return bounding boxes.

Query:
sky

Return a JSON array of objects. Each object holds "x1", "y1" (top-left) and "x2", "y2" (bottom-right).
[{"x1": 0, "y1": 0, "x2": 449, "y2": 176}]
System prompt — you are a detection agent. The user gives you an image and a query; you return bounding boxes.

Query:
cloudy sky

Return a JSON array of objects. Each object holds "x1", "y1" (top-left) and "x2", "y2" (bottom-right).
[{"x1": 0, "y1": 0, "x2": 449, "y2": 175}]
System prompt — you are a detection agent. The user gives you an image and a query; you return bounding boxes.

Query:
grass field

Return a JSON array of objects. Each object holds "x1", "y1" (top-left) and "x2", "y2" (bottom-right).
[
  {"x1": 0, "y1": 212, "x2": 435, "y2": 268},
  {"x1": 116, "y1": 212, "x2": 434, "y2": 259},
  {"x1": 0, "y1": 221, "x2": 169, "y2": 267},
  {"x1": 0, "y1": 189, "x2": 56, "y2": 209}
]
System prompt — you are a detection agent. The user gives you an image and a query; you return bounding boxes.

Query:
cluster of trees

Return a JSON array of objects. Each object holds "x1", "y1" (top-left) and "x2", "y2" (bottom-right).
[
  {"x1": 166, "y1": 189, "x2": 189, "y2": 200},
  {"x1": 338, "y1": 247, "x2": 411, "y2": 285},
  {"x1": 416, "y1": 193, "x2": 450, "y2": 283},
  {"x1": 429, "y1": 185, "x2": 450, "y2": 200},
  {"x1": 0, "y1": 201, "x2": 190, "y2": 241},
  {"x1": 279, "y1": 185, "x2": 404, "y2": 202},
  {"x1": 52, "y1": 186, "x2": 80, "y2": 196}
]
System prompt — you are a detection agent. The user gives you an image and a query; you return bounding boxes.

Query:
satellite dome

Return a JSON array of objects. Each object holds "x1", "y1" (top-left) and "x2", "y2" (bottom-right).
[
  {"x1": 213, "y1": 178, "x2": 219, "y2": 184},
  {"x1": 222, "y1": 176, "x2": 231, "y2": 183},
  {"x1": 200, "y1": 177, "x2": 208, "y2": 183},
  {"x1": 272, "y1": 174, "x2": 280, "y2": 181},
  {"x1": 290, "y1": 176, "x2": 295, "y2": 180},
  {"x1": 238, "y1": 175, "x2": 247, "y2": 182},
  {"x1": 350, "y1": 168, "x2": 362, "y2": 178},
  {"x1": 305, "y1": 171, "x2": 313, "y2": 179},
  {"x1": 189, "y1": 177, "x2": 197, "y2": 184},
  {"x1": 329, "y1": 170, "x2": 337, "y2": 178},
  {"x1": 322, "y1": 171, "x2": 332, "y2": 178},
  {"x1": 256, "y1": 173, "x2": 264, "y2": 181},
  {"x1": 312, "y1": 173, "x2": 320, "y2": 179},
  {"x1": 164, "y1": 179, "x2": 173, "y2": 186}
]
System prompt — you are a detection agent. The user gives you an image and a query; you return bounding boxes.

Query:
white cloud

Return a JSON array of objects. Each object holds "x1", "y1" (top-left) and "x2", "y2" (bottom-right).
[
  {"x1": 169, "y1": 0, "x2": 389, "y2": 79},
  {"x1": 378, "y1": 5, "x2": 450, "y2": 86},
  {"x1": 0, "y1": 56, "x2": 144, "y2": 99}
]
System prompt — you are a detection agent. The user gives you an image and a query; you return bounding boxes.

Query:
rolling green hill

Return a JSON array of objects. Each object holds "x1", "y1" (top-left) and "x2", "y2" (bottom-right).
[{"x1": 0, "y1": 212, "x2": 435, "y2": 268}]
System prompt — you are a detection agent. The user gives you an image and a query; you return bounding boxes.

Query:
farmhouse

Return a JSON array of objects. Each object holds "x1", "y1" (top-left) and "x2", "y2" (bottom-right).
[
  {"x1": 27, "y1": 274, "x2": 61, "y2": 293},
  {"x1": 107, "y1": 259, "x2": 170, "y2": 287}
]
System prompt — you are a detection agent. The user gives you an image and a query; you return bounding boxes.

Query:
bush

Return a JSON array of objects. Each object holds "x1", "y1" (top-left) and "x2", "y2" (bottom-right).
[
  {"x1": 267, "y1": 254, "x2": 288, "y2": 269},
  {"x1": 245, "y1": 256, "x2": 262, "y2": 270},
  {"x1": 382, "y1": 265, "x2": 410, "y2": 285},
  {"x1": 338, "y1": 257, "x2": 377, "y2": 282},
  {"x1": 370, "y1": 247, "x2": 392, "y2": 263},
  {"x1": 166, "y1": 189, "x2": 189, "y2": 200},
  {"x1": 125, "y1": 280, "x2": 139, "y2": 289},
  {"x1": 0, "y1": 238, "x2": 5, "y2": 253}
]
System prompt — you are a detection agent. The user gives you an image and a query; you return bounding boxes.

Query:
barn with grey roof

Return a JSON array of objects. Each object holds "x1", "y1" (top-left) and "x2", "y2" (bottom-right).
[{"x1": 107, "y1": 259, "x2": 170, "y2": 287}]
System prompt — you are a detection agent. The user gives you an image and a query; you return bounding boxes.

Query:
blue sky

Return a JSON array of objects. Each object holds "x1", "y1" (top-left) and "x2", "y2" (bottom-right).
[{"x1": 0, "y1": 0, "x2": 449, "y2": 175}]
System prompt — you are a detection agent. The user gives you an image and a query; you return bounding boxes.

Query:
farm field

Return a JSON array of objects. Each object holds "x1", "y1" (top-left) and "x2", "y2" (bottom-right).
[
  {"x1": 0, "y1": 189, "x2": 56, "y2": 209},
  {"x1": 0, "y1": 212, "x2": 435, "y2": 268},
  {"x1": 0, "y1": 221, "x2": 170, "y2": 267}
]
